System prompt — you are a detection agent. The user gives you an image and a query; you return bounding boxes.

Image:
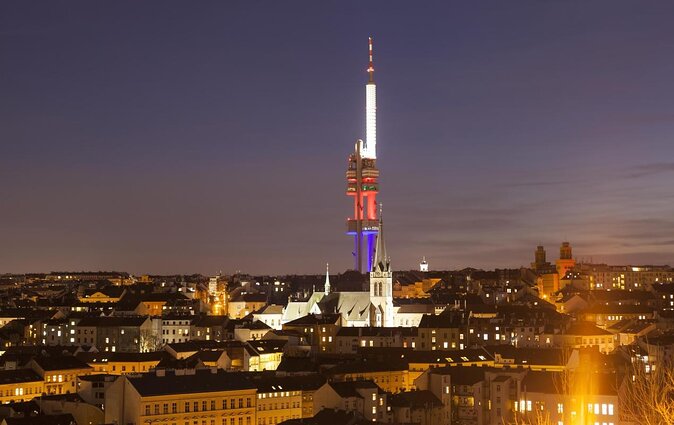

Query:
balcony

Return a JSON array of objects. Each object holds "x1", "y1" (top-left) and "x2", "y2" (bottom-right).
[{"x1": 346, "y1": 219, "x2": 379, "y2": 234}]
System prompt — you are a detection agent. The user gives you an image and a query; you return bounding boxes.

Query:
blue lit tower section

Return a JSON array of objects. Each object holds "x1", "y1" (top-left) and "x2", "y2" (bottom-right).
[{"x1": 346, "y1": 37, "x2": 379, "y2": 273}]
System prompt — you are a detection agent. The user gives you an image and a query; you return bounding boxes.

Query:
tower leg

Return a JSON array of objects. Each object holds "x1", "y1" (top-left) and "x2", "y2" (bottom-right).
[
  {"x1": 366, "y1": 233, "x2": 376, "y2": 272},
  {"x1": 354, "y1": 234, "x2": 359, "y2": 271}
]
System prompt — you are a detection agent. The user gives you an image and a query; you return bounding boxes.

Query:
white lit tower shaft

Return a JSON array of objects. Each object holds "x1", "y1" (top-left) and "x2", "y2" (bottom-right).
[{"x1": 363, "y1": 37, "x2": 377, "y2": 160}]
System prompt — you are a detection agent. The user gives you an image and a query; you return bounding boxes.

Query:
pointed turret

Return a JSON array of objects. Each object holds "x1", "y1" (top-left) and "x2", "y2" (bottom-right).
[
  {"x1": 372, "y1": 204, "x2": 390, "y2": 273},
  {"x1": 324, "y1": 263, "x2": 331, "y2": 295}
]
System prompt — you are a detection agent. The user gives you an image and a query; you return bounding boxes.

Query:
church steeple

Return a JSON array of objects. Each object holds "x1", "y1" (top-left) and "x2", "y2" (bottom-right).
[
  {"x1": 324, "y1": 263, "x2": 331, "y2": 295},
  {"x1": 369, "y1": 204, "x2": 393, "y2": 327},
  {"x1": 372, "y1": 204, "x2": 390, "y2": 273}
]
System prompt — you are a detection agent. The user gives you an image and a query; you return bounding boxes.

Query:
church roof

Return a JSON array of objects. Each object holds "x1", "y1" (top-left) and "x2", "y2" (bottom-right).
[{"x1": 317, "y1": 292, "x2": 373, "y2": 321}]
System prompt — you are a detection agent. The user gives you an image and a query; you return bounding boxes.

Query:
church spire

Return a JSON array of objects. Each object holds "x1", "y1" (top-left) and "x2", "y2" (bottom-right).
[
  {"x1": 324, "y1": 263, "x2": 331, "y2": 295},
  {"x1": 372, "y1": 204, "x2": 390, "y2": 273}
]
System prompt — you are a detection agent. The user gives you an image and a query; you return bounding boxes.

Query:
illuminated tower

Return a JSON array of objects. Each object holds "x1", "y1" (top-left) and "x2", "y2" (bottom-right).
[
  {"x1": 363, "y1": 37, "x2": 377, "y2": 160},
  {"x1": 420, "y1": 257, "x2": 429, "y2": 272},
  {"x1": 556, "y1": 241, "x2": 576, "y2": 278},
  {"x1": 347, "y1": 37, "x2": 379, "y2": 272},
  {"x1": 369, "y1": 205, "x2": 393, "y2": 327}
]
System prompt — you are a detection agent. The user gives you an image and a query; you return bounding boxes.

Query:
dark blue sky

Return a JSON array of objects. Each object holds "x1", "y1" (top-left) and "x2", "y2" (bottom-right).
[{"x1": 2, "y1": 1, "x2": 674, "y2": 274}]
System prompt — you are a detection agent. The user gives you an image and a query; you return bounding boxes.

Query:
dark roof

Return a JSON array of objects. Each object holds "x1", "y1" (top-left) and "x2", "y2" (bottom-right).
[
  {"x1": 590, "y1": 290, "x2": 656, "y2": 302},
  {"x1": 279, "y1": 408, "x2": 374, "y2": 425},
  {"x1": 418, "y1": 314, "x2": 464, "y2": 328},
  {"x1": 239, "y1": 320, "x2": 271, "y2": 330},
  {"x1": 565, "y1": 321, "x2": 613, "y2": 336},
  {"x1": 584, "y1": 304, "x2": 655, "y2": 314},
  {"x1": 486, "y1": 345, "x2": 570, "y2": 366},
  {"x1": 78, "y1": 373, "x2": 118, "y2": 382},
  {"x1": 429, "y1": 365, "x2": 486, "y2": 385},
  {"x1": 329, "y1": 380, "x2": 379, "y2": 398},
  {"x1": 127, "y1": 369, "x2": 256, "y2": 396},
  {"x1": 248, "y1": 339, "x2": 287, "y2": 354},
  {"x1": 276, "y1": 357, "x2": 320, "y2": 373},
  {"x1": 77, "y1": 351, "x2": 168, "y2": 363},
  {"x1": 0, "y1": 369, "x2": 42, "y2": 384},
  {"x1": 249, "y1": 374, "x2": 326, "y2": 392},
  {"x1": 165, "y1": 340, "x2": 233, "y2": 353},
  {"x1": 336, "y1": 327, "x2": 417, "y2": 337},
  {"x1": 77, "y1": 316, "x2": 148, "y2": 327},
  {"x1": 191, "y1": 315, "x2": 229, "y2": 327},
  {"x1": 358, "y1": 347, "x2": 493, "y2": 365},
  {"x1": 31, "y1": 355, "x2": 92, "y2": 371},
  {"x1": 83, "y1": 286, "x2": 125, "y2": 298},
  {"x1": 388, "y1": 390, "x2": 443, "y2": 409},
  {"x1": 522, "y1": 370, "x2": 620, "y2": 396},
  {"x1": 186, "y1": 349, "x2": 228, "y2": 363},
  {"x1": 284, "y1": 313, "x2": 341, "y2": 326},
  {"x1": 155, "y1": 356, "x2": 203, "y2": 369},
  {"x1": 4, "y1": 414, "x2": 76, "y2": 425},
  {"x1": 231, "y1": 293, "x2": 268, "y2": 303},
  {"x1": 326, "y1": 358, "x2": 407, "y2": 375}
]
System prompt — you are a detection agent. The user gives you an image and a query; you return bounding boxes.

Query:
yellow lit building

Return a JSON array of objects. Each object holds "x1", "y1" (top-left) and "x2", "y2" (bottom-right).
[
  {"x1": 255, "y1": 387, "x2": 302, "y2": 425},
  {"x1": 78, "y1": 287, "x2": 125, "y2": 303},
  {"x1": 326, "y1": 360, "x2": 411, "y2": 393},
  {"x1": 247, "y1": 340, "x2": 286, "y2": 372},
  {"x1": 252, "y1": 375, "x2": 325, "y2": 425},
  {"x1": 77, "y1": 351, "x2": 167, "y2": 375},
  {"x1": 536, "y1": 272, "x2": 560, "y2": 299},
  {"x1": 0, "y1": 369, "x2": 44, "y2": 404},
  {"x1": 552, "y1": 322, "x2": 616, "y2": 354},
  {"x1": 28, "y1": 356, "x2": 92, "y2": 395},
  {"x1": 104, "y1": 369, "x2": 257, "y2": 425},
  {"x1": 393, "y1": 278, "x2": 440, "y2": 298}
]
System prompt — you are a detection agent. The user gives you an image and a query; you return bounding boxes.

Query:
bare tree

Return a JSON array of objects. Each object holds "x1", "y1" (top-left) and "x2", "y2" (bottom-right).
[
  {"x1": 620, "y1": 360, "x2": 674, "y2": 425},
  {"x1": 140, "y1": 329, "x2": 163, "y2": 352}
]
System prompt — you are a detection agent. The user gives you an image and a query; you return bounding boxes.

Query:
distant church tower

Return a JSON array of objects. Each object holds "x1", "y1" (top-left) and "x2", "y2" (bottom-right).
[
  {"x1": 556, "y1": 241, "x2": 576, "y2": 278},
  {"x1": 369, "y1": 206, "x2": 394, "y2": 327},
  {"x1": 420, "y1": 257, "x2": 429, "y2": 272}
]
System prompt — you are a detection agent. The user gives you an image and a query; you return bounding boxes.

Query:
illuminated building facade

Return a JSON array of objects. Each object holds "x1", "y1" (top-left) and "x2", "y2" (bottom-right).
[{"x1": 347, "y1": 37, "x2": 379, "y2": 273}]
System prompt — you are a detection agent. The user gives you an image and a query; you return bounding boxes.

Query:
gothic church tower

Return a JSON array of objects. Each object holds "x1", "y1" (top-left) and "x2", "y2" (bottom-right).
[{"x1": 369, "y1": 206, "x2": 394, "y2": 327}]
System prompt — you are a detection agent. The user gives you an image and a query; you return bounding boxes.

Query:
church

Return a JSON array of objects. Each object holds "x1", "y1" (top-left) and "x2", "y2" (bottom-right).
[{"x1": 281, "y1": 214, "x2": 394, "y2": 327}]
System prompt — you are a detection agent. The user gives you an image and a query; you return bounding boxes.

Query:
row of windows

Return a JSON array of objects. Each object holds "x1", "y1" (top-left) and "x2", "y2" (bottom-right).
[
  {"x1": 163, "y1": 328, "x2": 190, "y2": 335},
  {"x1": 144, "y1": 398, "x2": 252, "y2": 415},
  {"x1": 257, "y1": 402, "x2": 299, "y2": 411},
  {"x1": 1, "y1": 386, "x2": 42, "y2": 397},
  {"x1": 258, "y1": 415, "x2": 299, "y2": 425},
  {"x1": 163, "y1": 417, "x2": 251, "y2": 425}
]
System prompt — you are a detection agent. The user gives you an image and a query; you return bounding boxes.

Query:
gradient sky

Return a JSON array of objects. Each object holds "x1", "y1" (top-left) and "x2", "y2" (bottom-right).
[{"x1": 2, "y1": 1, "x2": 674, "y2": 275}]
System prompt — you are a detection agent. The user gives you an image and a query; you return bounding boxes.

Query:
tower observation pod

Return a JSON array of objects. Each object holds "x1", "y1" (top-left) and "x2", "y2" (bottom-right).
[{"x1": 347, "y1": 37, "x2": 380, "y2": 273}]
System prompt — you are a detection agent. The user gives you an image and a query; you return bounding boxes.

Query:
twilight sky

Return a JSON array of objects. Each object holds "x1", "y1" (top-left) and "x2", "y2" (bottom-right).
[{"x1": 2, "y1": 1, "x2": 674, "y2": 275}]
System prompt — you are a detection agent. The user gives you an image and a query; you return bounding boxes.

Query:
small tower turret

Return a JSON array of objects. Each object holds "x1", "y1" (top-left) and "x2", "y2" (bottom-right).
[{"x1": 324, "y1": 263, "x2": 331, "y2": 296}]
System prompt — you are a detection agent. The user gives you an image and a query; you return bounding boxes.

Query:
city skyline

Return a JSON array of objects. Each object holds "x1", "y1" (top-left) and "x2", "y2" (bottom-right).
[{"x1": 3, "y1": 1, "x2": 674, "y2": 274}]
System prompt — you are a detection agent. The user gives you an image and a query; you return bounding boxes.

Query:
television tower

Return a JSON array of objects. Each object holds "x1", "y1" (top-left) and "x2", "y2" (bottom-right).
[{"x1": 346, "y1": 37, "x2": 379, "y2": 273}]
